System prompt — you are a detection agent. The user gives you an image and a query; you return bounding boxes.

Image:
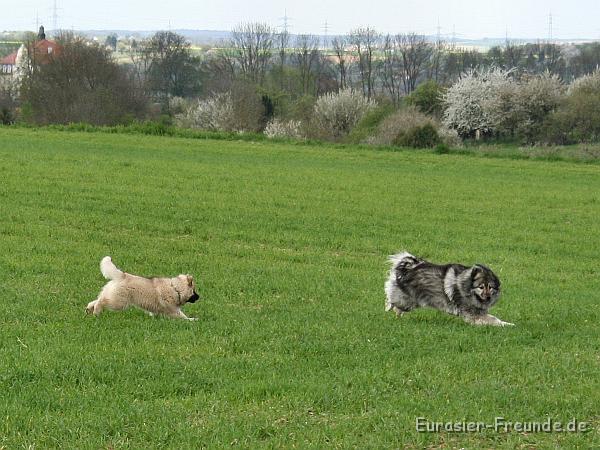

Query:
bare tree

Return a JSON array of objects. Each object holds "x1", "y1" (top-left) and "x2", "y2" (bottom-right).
[
  {"x1": 504, "y1": 41, "x2": 525, "y2": 71},
  {"x1": 427, "y1": 38, "x2": 447, "y2": 82},
  {"x1": 200, "y1": 46, "x2": 236, "y2": 94},
  {"x1": 396, "y1": 33, "x2": 433, "y2": 94},
  {"x1": 273, "y1": 30, "x2": 290, "y2": 89},
  {"x1": 275, "y1": 30, "x2": 290, "y2": 68},
  {"x1": 379, "y1": 34, "x2": 402, "y2": 105},
  {"x1": 293, "y1": 34, "x2": 320, "y2": 95},
  {"x1": 331, "y1": 36, "x2": 349, "y2": 91},
  {"x1": 128, "y1": 38, "x2": 152, "y2": 88},
  {"x1": 349, "y1": 27, "x2": 380, "y2": 99},
  {"x1": 230, "y1": 22, "x2": 274, "y2": 85}
]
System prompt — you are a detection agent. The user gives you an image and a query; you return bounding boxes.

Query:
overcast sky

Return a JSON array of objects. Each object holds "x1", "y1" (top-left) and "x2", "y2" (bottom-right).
[{"x1": 4, "y1": 0, "x2": 600, "y2": 40}]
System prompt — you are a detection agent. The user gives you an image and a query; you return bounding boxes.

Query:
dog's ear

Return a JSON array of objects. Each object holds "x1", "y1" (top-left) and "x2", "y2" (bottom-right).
[
  {"x1": 186, "y1": 275, "x2": 194, "y2": 287},
  {"x1": 470, "y1": 265, "x2": 481, "y2": 280}
]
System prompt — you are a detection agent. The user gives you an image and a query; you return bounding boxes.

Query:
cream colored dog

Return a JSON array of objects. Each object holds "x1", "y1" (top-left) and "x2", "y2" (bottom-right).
[{"x1": 86, "y1": 256, "x2": 200, "y2": 320}]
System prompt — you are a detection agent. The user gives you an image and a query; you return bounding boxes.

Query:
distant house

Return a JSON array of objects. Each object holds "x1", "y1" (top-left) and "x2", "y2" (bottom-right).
[
  {"x1": 0, "y1": 26, "x2": 62, "y2": 91},
  {"x1": 29, "y1": 36, "x2": 62, "y2": 64},
  {"x1": 0, "y1": 52, "x2": 17, "y2": 74}
]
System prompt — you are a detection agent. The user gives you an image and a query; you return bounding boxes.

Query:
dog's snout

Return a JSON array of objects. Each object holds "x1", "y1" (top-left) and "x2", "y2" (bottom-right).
[{"x1": 188, "y1": 291, "x2": 200, "y2": 303}]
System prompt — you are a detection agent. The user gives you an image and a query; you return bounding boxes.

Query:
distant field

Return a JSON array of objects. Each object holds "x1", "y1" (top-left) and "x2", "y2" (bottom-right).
[
  {"x1": 0, "y1": 41, "x2": 20, "y2": 58},
  {"x1": 0, "y1": 128, "x2": 598, "y2": 448}
]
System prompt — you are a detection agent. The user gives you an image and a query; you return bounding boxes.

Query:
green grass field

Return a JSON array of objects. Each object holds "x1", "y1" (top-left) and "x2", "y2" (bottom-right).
[{"x1": 1, "y1": 127, "x2": 599, "y2": 448}]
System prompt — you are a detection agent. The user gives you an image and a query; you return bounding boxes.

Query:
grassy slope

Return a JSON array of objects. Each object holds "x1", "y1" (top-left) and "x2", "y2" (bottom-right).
[{"x1": 0, "y1": 128, "x2": 599, "y2": 448}]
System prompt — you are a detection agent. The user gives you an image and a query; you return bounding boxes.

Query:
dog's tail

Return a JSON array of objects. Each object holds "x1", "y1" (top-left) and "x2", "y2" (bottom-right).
[
  {"x1": 388, "y1": 251, "x2": 421, "y2": 269},
  {"x1": 388, "y1": 251, "x2": 423, "y2": 280},
  {"x1": 100, "y1": 256, "x2": 124, "y2": 280},
  {"x1": 385, "y1": 251, "x2": 421, "y2": 312}
]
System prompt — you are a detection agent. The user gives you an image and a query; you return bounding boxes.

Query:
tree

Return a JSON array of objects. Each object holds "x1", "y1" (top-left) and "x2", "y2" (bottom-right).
[
  {"x1": 127, "y1": 38, "x2": 152, "y2": 88},
  {"x1": 273, "y1": 30, "x2": 290, "y2": 89},
  {"x1": 349, "y1": 27, "x2": 380, "y2": 99},
  {"x1": 143, "y1": 31, "x2": 201, "y2": 99},
  {"x1": 20, "y1": 33, "x2": 146, "y2": 125},
  {"x1": 199, "y1": 47, "x2": 236, "y2": 94},
  {"x1": 230, "y1": 22, "x2": 274, "y2": 85},
  {"x1": 396, "y1": 33, "x2": 433, "y2": 94},
  {"x1": 331, "y1": 36, "x2": 349, "y2": 91},
  {"x1": 443, "y1": 67, "x2": 514, "y2": 138},
  {"x1": 105, "y1": 34, "x2": 117, "y2": 51},
  {"x1": 292, "y1": 34, "x2": 320, "y2": 95},
  {"x1": 380, "y1": 34, "x2": 402, "y2": 105}
]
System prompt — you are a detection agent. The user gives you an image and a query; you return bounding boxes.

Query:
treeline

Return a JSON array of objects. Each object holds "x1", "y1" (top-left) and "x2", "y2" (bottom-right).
[{"x1": 4, "y1": 24, "x2": 600, "y2": 147}]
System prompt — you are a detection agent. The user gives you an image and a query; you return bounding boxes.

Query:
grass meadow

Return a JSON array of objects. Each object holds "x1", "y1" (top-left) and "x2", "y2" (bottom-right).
[{"x1": 0, "y1": 127, "x2": 599, "y2": 448}]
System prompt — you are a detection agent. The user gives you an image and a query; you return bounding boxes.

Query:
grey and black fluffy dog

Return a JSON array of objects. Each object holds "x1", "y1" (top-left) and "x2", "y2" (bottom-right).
[{"x1": 385, "y1": 252, "x2": 513, "y2": 326}]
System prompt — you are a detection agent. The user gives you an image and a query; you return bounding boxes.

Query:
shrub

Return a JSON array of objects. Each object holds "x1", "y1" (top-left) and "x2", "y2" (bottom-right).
[
  {"x1": 167, "y1": 96, "x2": 190, "y2": 116},
  {"x1": 444, "y1": 69, "x2": 564, "y2": 143},
  {"x1": 0, "y1": 87, "x2": 17, "y2": 125},
  {"x1": 312, "y1": 89, "x2": 376, "y2": 140},
  {"x1": 405, "y1": 80, "x2": 446, "y2": 117},
  {"x1": 229, "y1": 82, "x2": 266, "y2": 132},
  {"x1": 568, "y1": 69, "x2": 600, "y2": 94},
  {"x1": 367, "y1": 106, "x2": 435, "y2": 146},
  {"x1": 434, "y1": 143, "x2": 450, "y2": 154},
  {"x1": 264, "y1": 119, "x2": 304, "y2": 139},
  {"x1": 367, "y1": 106, "x2": 461, "y2": 149},
  {"x1": 394, "y1": 123, "x2": 440, "y2": 148},
  {"x1": 542, "y1": 70, "x2": 600, "y2": 144},
  {"x1": 515, "y1": 72, "x2": 564, "y2": 143},
  {"x1": 286, "y1": 95, "x2": 316, "y2": 136},
  {"x1": 437, "y1": 126, "x2": 463, "y2": 148},
  {"x1": 175, "y1": 82, "x2": 266, "y2": 133},
  {"x1": 346, "y1": 102, "x2": 395, "y2": 144},
  {"x1": 175, "y1": 92, "x2": 236, "y2": 131}
]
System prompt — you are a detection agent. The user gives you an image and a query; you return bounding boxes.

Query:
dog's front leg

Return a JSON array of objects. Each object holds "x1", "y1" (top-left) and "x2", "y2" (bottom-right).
[
  {"x1": 168, "y1": 309, "x2": 198, "y2": 321},
  {"x1": 464, "y1": 314, "x2": 514, "y2": 327}
]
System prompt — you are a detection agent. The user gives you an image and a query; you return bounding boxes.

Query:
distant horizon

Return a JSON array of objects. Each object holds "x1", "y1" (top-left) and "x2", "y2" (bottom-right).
[
  {"x1": 3, "y1": 27, "x2": 599, "y2": 46},
  {"x1": 4, "y1": 0, "x2": 600, "y2": 41}
]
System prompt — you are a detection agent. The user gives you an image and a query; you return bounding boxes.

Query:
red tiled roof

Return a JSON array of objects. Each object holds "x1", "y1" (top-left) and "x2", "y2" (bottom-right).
[
  {"x1": 35, "y1": 39, "x2": 59, "y2": 53},
  {"x1": 0, "y1": 40, "x2": 62, "y2": 67},
  {"x1": 0, "y1": 52, "x2": 17, "y2": 65}
]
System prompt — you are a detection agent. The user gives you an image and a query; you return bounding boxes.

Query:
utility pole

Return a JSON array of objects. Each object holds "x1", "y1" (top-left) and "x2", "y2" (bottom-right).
[
  {"x1": 451, "y1": 25, "x2": 456, "y2": 47},
  {"x1": 280, "y1": 10, "x2": 290, "y2": 34},
  {"x1": 548, "y1": 12, "x2": 553, "y2": 42},
  {"x1": 322, "y1": 20, "x2": 329, "y2": 49}
]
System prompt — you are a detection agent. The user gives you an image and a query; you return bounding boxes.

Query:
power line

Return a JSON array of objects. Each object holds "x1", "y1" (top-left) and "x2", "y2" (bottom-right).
[{"x1": 279, "y1": 10, "x2": 291, "y2": 33}]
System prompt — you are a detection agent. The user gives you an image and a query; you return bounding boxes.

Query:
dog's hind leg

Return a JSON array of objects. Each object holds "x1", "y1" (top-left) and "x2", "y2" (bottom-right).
[
  {"x1": 385, "y1": 279, "x2": 416, "y2": 317},
  {"x1": 88, "y1": 295, "x2": 128, "y2": 316},
  {"x1": 391, "y1": 304, "x2": 415, "y2": 318},
  {"x1": 86, "y1": 299, "x2": 98, "y2": 315},
  {"x1": 87, "y1": 297, "x2": 108, "y2": 316}
]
